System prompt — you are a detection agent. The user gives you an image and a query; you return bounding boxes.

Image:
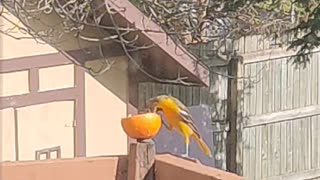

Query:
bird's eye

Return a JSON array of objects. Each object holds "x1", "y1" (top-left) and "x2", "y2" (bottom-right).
[{"x1": 156, "y1": 107, "x2": 163, "y2": 112}]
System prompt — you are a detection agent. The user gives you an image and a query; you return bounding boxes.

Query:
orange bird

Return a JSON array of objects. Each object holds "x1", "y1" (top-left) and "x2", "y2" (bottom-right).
[{"x1": 146, "y1": 95, "x2": 212, "y2": 158}]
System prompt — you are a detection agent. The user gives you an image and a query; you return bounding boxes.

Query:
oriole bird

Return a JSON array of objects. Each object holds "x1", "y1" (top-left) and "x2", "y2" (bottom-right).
[{"x1": 146, "y1": 95, "x2": 212, "y2": 158}]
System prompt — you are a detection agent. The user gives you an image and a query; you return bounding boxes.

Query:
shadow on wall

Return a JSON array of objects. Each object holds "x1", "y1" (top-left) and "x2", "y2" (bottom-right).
[
  {"x1": 153, "y1": 104, "x2": 215, "y2": 167},
  {"x1": 84, "y1": 57, "x2": 128, "y2": 103}
]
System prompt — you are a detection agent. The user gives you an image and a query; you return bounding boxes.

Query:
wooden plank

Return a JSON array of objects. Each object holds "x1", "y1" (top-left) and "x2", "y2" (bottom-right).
[
  {"x1": 246, "y1": 35, "x2": 257, "y2": 53},
  {"x1": 156, "y1": 83, "x2": 162, "y2": 96},
  {"x1": 242, "y1": 49, "x2": 320, "y2": 64},
  {"x1": 281, "y1": 58, "x2": 288, "y2": 110},
  {"x1": 233, "y1": 39, "x2": 240, "y2": 53},
  {"x1": 262, "y1": 61, "x2": 270, "y2": 114},
  {"x1": 293, "y1": 65, "x2": 300, "y2": 109},
  {"x1": 267, "y1": 124, "x2": 273, "y2": 177},
  {"x1": 263, "y1": 35, "x2": 270, "y2": 50},
  {"x1": 261, "y1": 125, "x2": 269, "y2": 178},
  {"x1": 150, "y1": 82, "x2": 156, "y2": 98},
  {"x1": 127, "y1": 141, "x2": 155, "y2": 180},
  {"x1": 280, "y1": 122, "x2": 287, "y2": 174},
  {"x1": 272, "y1": 123, "x2": 281, "y2": 176},
  {"x1": 255, "y1": 126, "x2": 262, "y2": 179},
  {"x1": 274, "y1": 59, "x2": 282, "y2": 112},
  {"x1": 246, "y1": 35, "x2": 253, "y2": 53},
  {"x1": 172, "y1": 85, "x2": 180, "y2": 99},
  {"x1": 145, "y1": 83, "x2": 152, "y2": 104},
  {"x1": 307, "y1": 117, "x2": 312, "y2": 170},
  {"x1": 287, "y1": 60, "x2": 294, "y2": 110},
  {"x1": 179, "y1": 85, "x2": 186, "y2": 105},
  {"x1": 221, "y1": 70, "x2": 228, "y2": 120},
  {"x1": 192, "y1": 87, "x2": 200, "y2": 105},
  {"x1": 226, "y1": 58, "x2": 239, "y2": 173},
  {"x1": 268, "y1": 60, "x2": 274, "y2": 113},
  {"x1": 311, "y1": 54, "x2": 318, "y2": 105},
  {"x1": 236, "y1": 62, "x2": 245, "y2": 175},
  {"x1": 244, "y1": 64, "x2": 251, "y2": 117},
  {"x1": 256, "y1": 62, "x2": 263, "y2": 115},
  {"x1": 0, "y1": 87, "x2": 79, "y2": 110},
  {"x1": 299, "y1": 117, "x2": 308, "y2": 171},
  {"x1": 317, "y1": 115, "x2": 320, "y2": 169},
  {"x1": 0, "y1": 53, "x2": 72, "y2": 73},
  {"x1": 249, "y1": 128, "x2": 256, "y2": 180},
  {"x1": 317, "y1": 54, "x2": 320, "y2": 104},
  {"x1": 293, "y1": 119, "x2": 302, "y2": 172},
  {"x1": 245, "y1": 105, "x2": 320, "y2": 128},
  {"x1": 299, "y1": 117, "x2": 305, "y2": 171},
  {"x1": 264, "y1": 168, "x2": 320, "y2": 180},
  {"x1": 249, "y1": 64, "x2": 257, "y2": 116},
  {"x1": 311, "y1": 115, "x2": 319, "y2": 169},
  {"x1": 167, "y1": 84, "x2": 174, "y2": 97},
  {"x1": 242, "y1": 128, "x2": 250, "y2": 179},
  {"x1": 239, "y1": 37, "x2": 246, "y2": 54},
  {"x1": 286, "y1": 121, "x2": 293, "y2": 173},
  {"x1": 199, "y1": 87, "x2": 207, "y2": 105},
  {"x1": 299, "y1": 64, "x2": 307, "y2": 108},
  {"x1": 306, "y1": 58, "x2": 312, "y2": 106},
  {"x1": 186, "y1": 86, "x2": 193, "y2": 106},
  {"x1": 257, "y1": 35, "x2": 264, "y2": 51}
]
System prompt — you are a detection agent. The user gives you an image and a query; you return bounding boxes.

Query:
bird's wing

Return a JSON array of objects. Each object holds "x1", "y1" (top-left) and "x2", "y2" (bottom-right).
[{"x1": 171, "y1": 97, "x2": 201, "y2": 138}]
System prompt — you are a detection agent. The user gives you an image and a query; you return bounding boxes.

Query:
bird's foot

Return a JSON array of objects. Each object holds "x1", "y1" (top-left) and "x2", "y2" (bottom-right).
[{"x1": 181, "y1": 153, "x2": 189, "y2": 158}]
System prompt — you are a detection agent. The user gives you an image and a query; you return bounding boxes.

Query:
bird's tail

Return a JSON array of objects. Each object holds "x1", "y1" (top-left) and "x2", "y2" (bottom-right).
[{"x1": 192, "y1": 134, "x2": 212, "y2": 157}]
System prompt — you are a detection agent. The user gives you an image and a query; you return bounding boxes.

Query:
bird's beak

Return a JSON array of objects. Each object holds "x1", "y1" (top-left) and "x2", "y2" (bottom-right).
[{"x1": 145, "y1": 97, "x2": 159, "y2": 113}]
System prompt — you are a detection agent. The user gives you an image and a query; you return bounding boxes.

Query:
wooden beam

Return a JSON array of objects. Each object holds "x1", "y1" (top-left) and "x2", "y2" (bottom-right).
[
  {"x1": 0, "y1": 87, "x2": 78, "y2": 109},
  {"x1": 264, "y1": 168, "x2": 320, "y2": 180},
  {"x1": 241, "y1": 48, "x2": 320, "y2": 64},
  {"x1": 226, "y1": 57, "x2": 239, "y2": 173},
  {"x1": 74, "y1": 66, "x2": 86, "y2": 157},
  {"x1": 245, "y1": 105, "x2": 320, "y2": 128},
  {"x1": 236, "y1": 58, "x2": 245, "y2": 175},
  {"x1": 127, "y1": 141, "x2": 155, "y2": 180},
  {"x1": 0, "y1": 53, "x2": 71, "y2": 73}
]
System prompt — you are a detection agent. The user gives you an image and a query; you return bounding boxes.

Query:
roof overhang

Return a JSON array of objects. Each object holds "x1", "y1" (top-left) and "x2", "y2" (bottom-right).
[
  {"x1": 101, "y1": 0, "x2": 210, "y2": 86},
  {"x1": 3, "y1": 0, "x2": 209, "y2": 86}
]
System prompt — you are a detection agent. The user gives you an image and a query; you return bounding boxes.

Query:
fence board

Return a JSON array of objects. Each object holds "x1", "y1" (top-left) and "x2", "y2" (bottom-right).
[
  {"x1": 317, "y1": 115, "x2": 320, "y2": 169},
  {"x1": 281, "y1": 58, "x2": 288, "y2": 110},
  {"x1": 280, "y1": 122, "x2": 287, "y2": 174},
  {"x1": 243, "y1": 128, "x2": 250, "y2": 179},
  {"x1": 273, "y1": 123, "x2": 281, "y2": 176},
  {"x1": 249, "y1": 128, "x2": 257, "y2": 179},
  {"x1": 311, "y1": 115, "x2": 319, "y2": 169},
  {"x1": 286, "y1": 121, "x2": 293, "y2": 174},
  {"x1": 256, "y1": 126, "x2": 262, "y2": 179},
  {"x1": 261, "y1": 125, "x2": 269, "y2": 178},
  {"x1": 274, "y1": 59, "x2": 281, "y2": 112},
  {"x1": 256, "y1": 62, "x2": 263, "y2": 115},
  {"x1": 262, "y1": 61, "x2": 270, "y2": 114},
  {"x1": 287, "y1": 61, "x2": 294, "y2": 110},
  {"x1": 317, "y1": 56, "x2": 320, "y2": 104}
]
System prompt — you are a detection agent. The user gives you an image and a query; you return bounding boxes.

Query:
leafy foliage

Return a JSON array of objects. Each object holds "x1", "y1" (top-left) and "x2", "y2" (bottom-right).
[{"x1": 131, "y1": 0, "x2": 320, "y2": 65}]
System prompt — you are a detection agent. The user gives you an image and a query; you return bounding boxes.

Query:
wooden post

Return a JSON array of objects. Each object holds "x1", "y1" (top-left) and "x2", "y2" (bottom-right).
[
  {"x1": 127, "y1": 140, "x2": 155, "y2": 180},
  {"x1": 226, "y1": 57, "x2": 240, "y2": 173}
]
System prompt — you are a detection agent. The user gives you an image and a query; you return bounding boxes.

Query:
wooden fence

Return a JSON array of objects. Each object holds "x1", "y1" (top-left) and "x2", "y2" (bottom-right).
[
  {"x1": 237, "y1": 49, "x2": 320, "y2": 180},
  {"x1": 138, "y1": 35, "x2": 320, "y2": 180}
]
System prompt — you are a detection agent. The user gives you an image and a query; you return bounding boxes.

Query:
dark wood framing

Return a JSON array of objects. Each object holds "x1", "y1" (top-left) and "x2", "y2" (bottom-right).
[
  {"x1": 0, "y1": 53, "x2": 86, "y2": 158},
  {"x1": 226, "y1": 58, "x2": 240, "y2": 173}
]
